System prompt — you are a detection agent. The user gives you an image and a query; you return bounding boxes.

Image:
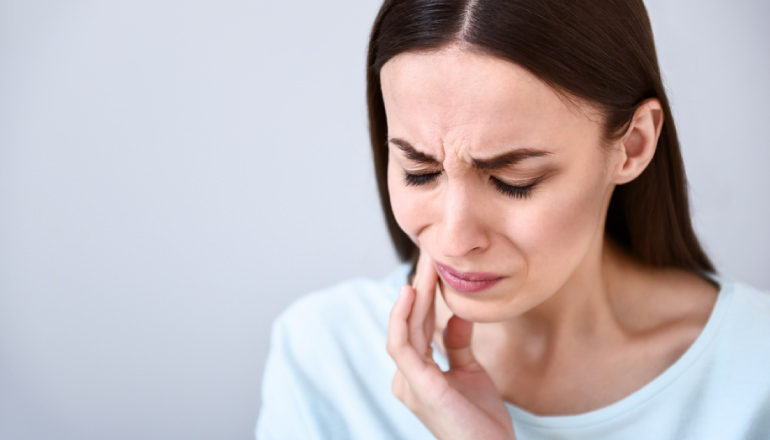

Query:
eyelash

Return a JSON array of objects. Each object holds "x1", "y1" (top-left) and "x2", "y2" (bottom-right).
[
  {"x1": 403, "y1": 172, "x2": 440, "y2": 187},
  {"x1": 403, "y1": 172, "x2": 536, "y2": 200},
  {"x1": 490, "y1": 176, "x2": 535, "y2": 199}
]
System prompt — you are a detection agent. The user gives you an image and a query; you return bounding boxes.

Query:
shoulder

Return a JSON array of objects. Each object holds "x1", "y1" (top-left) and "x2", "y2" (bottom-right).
[
  {"x1": 714, "y1": 276, "x2": 770, "y2": 337},
  {"x1": 693, "y1": 275, "x2": 770, "y2": 398},
  {"x1": 256, "y1": 263, "x2": 426, "y2": 440},
  {"x1": 687, "y1": 276, "x2": 770, "y2": 432},
  {"x1": 264, "y1": 263, "x2": 412, "y2": 390}
]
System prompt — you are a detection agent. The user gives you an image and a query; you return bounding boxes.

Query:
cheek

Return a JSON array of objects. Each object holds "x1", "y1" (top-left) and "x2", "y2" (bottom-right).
[{"x1": 506, "y1": 172, "x2": 608, "y2": 275}]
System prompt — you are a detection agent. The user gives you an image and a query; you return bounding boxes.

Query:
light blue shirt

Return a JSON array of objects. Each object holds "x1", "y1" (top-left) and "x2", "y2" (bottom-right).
[{"x1": 256, "y1": 264, "x2": 770, "y2": 439}]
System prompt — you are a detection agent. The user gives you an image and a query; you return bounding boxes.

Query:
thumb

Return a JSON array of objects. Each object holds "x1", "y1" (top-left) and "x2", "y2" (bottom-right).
[{"x1": 443, "y1": 314, "x2": 478, "y2": 371}]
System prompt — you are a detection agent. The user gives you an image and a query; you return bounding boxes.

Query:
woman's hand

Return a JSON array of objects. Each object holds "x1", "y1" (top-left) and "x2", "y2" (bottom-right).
[{"x1": 386, "y1": 251, "x2": 515, "y2": 440}]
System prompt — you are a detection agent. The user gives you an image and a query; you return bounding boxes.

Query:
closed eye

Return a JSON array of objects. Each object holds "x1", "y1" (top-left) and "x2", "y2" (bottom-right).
[
  {"x1": 403, "y1": 171, "x2": 440, "y2": 186},
  {"x1": 403, "y1": 170, "x2": 538, "y2": 200},
  {"x1": 490, "y1": 176, "x2": 535, "y2": 199}
]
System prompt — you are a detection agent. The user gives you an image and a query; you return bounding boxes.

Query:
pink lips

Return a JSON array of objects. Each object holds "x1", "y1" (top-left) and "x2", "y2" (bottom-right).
[{"x1": 434, "y1": 261, "x2": 503, "y2": 293}]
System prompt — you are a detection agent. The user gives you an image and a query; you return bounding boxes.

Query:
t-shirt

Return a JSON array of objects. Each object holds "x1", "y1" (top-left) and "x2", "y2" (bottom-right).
[{"x1": 255, "y1": 264, "x2": 770, "y2": 439}]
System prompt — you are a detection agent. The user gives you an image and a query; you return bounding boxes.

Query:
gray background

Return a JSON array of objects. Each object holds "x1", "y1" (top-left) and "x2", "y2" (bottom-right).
[{"x1": 0, "y1": 1, "x2": 767, "y2": 439}]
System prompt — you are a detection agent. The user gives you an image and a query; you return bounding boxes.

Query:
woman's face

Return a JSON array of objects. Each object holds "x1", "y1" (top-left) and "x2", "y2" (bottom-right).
[{"x1": 381, "y1": 46, "x2": 623, "y2": 323}]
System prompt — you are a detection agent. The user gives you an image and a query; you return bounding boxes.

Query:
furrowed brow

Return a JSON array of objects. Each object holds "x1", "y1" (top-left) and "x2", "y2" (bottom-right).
[
  {"x1": 472, "y1": 149, "x2": 551, "y2": 171},
  {"x1": 388, "y1": 138, "x2": 438, "y2": 165}
]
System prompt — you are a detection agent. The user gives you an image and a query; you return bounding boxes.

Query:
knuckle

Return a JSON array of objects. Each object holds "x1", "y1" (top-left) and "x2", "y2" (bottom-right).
[
  {"x1": 391, "y1": 375, "x2": 402, "y2": 399},
  {"x1": 385, "y1": 339, "x2": 400, "y2": 357}
]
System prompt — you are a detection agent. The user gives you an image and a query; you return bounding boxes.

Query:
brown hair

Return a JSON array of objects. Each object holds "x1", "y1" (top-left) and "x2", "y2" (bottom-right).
[{"x1": 366, "y1": 0, "x2": 714, "y2": 273}]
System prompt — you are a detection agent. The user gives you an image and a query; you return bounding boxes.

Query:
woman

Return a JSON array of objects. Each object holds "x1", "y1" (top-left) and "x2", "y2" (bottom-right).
[{"x1": 256, "y1": 1, "x2": 770, "y2": 438}]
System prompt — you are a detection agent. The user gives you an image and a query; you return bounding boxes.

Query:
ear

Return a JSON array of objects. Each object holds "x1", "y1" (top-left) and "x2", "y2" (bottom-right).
[{"x1": 612, "y1": 98, "x2": 664, "y2": 185}]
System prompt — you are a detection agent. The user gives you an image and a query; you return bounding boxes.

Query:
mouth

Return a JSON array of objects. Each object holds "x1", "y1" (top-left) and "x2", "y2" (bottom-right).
[{"x1": 433, "y1": 261, "x2": 503, "y2": 294}]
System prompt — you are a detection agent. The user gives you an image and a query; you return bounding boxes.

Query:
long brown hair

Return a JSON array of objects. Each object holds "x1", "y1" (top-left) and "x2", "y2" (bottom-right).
[{"x1": 367, "y1": 0, "x2": 714, "y2": 274}]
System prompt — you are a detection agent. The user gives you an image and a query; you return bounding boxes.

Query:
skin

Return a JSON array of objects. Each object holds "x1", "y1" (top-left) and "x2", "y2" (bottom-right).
[{"x1": 382, "y1": 44, "x2": 718, "y2": 439}]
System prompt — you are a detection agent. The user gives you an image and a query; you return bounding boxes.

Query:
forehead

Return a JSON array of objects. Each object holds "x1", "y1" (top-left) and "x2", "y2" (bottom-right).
[{"x1": 380, "y1": 46, "x2": 600, "y2": 158}]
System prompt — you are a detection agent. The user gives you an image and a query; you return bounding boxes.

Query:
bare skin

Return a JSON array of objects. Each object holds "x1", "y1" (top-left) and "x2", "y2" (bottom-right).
[{"x1": 383, "y1": 45, "x2": 718, "y2": 438}]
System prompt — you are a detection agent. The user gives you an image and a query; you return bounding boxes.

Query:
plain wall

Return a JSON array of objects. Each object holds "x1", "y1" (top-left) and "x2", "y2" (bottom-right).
[{"x1": 0, "y1": 1, "x2": 767, "y2": 439}]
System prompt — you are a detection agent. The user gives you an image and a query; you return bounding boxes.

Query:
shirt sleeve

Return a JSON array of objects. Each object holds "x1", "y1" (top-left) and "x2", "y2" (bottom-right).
[{"x1": 255, "y1": 309, "x2": 351, "y2": 440}]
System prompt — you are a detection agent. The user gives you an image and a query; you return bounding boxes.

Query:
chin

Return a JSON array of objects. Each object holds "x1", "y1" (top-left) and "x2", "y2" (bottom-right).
[
  {"x1": 440, "y1": 278, "x2": 546, "y2": 323},
  {"x1": 441, "y1": 286, "x2": 516, "y2": 323}
]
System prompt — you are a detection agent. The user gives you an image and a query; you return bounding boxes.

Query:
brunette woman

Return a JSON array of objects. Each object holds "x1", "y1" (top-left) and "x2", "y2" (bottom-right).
[{"x1": 256, "y1": 1, "x2": 770, "y2": 438}]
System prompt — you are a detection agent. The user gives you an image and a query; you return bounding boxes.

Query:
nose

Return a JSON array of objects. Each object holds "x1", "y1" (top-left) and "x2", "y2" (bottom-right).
[{"x1": 435, "y1": 181, "x2": 490, "y2": 258}]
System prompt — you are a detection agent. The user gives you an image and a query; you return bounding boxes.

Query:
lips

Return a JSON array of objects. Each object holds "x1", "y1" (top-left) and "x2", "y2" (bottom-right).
[{"x1": 434, "y1": 261, "x2": 503, "y2": 293}]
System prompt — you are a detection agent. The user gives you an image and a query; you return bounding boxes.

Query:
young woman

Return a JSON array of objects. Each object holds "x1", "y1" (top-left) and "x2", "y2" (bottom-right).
[{"x1": 256, "y1": 1, "x2": 770, "y2": 438}]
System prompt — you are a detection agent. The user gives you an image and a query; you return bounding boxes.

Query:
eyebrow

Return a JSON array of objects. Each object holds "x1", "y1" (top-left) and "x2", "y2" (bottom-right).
[
  {"x1": 388, "y1": 137, "x2": 552, "y2": 170},
  {"x1": 388, "y1": 138, "x2": 437, "y2": 165}
]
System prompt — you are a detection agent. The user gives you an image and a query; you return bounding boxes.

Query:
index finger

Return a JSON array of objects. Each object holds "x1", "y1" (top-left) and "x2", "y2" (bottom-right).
[{"x1": 408, "y1": 249, "x2": 438, "y2": 356}]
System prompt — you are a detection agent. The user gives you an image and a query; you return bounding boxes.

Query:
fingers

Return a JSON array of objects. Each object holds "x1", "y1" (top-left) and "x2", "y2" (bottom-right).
[
  {"x1": 412, "y1": 248, "x2": 438, "y2": 292},
  {"x1": 387, "y1": 286, "x2": 432, "y2": 381},
  {"x1": 409, "y1": 250, "x2": 438, "y2": 358},
  {"x1": 443, "y1": 314, "x2": 478, "y2": 371}
]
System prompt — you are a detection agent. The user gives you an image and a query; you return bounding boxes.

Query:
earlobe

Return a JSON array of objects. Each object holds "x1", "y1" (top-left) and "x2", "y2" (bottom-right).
[{"x1": 614, "y1": 98, "x2": 664, "y2": 185}]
